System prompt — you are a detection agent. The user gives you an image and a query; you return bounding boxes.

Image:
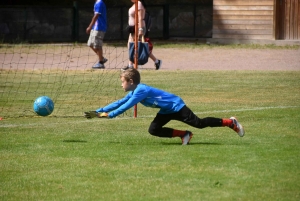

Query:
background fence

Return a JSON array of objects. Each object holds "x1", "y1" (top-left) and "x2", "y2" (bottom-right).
[{"x1": 0, "y1": 3, "x2": 212, "y2": 43}]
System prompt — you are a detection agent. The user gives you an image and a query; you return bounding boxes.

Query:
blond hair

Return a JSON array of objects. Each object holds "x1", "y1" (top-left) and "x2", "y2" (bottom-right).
[{"x1": 120, "y1": 68, "x2": 140, "y2": 84}]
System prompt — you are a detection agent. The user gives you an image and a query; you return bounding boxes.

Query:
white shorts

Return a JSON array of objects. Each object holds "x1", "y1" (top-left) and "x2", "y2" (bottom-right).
[{"x1": 87, "y1": 30, "x2": 105, "y2": 49}]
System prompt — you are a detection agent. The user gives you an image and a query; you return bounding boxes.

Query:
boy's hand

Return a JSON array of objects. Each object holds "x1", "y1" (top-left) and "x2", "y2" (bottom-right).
[
  {"x1": 84, "y1": 111, "x2": 97, "y2": 119},
  {"x1": 84, "y1": 111, "x2": 109, "y2": 119},
  {"x1": 86, "y1": 26, "x2": 92, "y2": 34},
  {"x1": 99, "y1": 112, "x2": 109, "y2": 118}
]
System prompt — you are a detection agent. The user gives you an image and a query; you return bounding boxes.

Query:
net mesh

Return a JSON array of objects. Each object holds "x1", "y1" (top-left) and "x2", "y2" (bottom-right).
[
  {"x1": 0, "y1": 43, "x2": 138, "y2": 118},
  {"x1": 0, "y1": 2, "x2": 168, "y2": 119}
]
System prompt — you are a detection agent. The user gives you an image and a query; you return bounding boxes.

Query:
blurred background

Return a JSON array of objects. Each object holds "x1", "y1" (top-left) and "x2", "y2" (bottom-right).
[{"x1": 0, "y1": 0, "x2": 213, "y2": 43}]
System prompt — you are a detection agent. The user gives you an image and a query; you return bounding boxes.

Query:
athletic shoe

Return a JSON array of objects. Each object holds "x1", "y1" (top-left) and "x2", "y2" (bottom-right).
[
  {"x1": 102, "y1": 57, "x2": 108, "y2": 63},
  {"x1": 121, "y1": 65, "x2": 133, "y2": 71},
  {"x1": 230, "y1": 117, "x2": 245, "y2": 137},
  {"x1": 92, "y1": 62, "x2": 105, "y2": 69},
  {"x1": 181, "y1": 131, "x2": 193, "y2": 145},
  {"x1": 92, "y1": 58, "x2": 107, "y2": 69},
  {"x1": 154, "y1": 60, "x2": 162, "y2": 70}
]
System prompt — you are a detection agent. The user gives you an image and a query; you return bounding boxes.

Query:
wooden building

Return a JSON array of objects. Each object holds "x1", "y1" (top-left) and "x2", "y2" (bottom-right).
[{"x1": 211, "y1": 0, "x2": 300, "y2": 44}]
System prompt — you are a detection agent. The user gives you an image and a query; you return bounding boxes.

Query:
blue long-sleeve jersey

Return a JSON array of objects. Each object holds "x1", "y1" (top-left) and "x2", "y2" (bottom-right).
[{"x1": 96, "y1": 83, "x2": 186, "y2": 118}]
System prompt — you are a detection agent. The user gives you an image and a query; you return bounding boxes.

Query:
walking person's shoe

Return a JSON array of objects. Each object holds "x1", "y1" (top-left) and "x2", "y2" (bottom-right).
[
  {"x1": 230, "y1": 117, "x2": 245, "y2": 137},
  {"x1": 121, "y1": 65, "x2": 133, "y2": 71},
  {"x1": 154, "y1": 60, "x2": 162, "y2": 70},
  {"x1": 181, "y1": 131, "x2": 193, "y2": 145},
  {"x1": 102, "y1": 57, "x2": 108, "y2": 63},
  {"x1": 92, "y1": 57, "x2": 107, "y2": 69},
  {"x1": 92, "y1": 62, "x2": 105, "y2": 69}
]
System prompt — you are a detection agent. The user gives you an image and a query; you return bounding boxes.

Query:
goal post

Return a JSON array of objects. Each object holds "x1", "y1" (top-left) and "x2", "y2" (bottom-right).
[{"x1": 133, "y1": 0, "x2": 139, "y2": 118}]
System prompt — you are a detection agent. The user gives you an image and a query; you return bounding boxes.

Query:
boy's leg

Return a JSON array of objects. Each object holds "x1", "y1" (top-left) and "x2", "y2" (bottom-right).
[
  {"x1": 90, "y1": 47, "x2": 103, "y2": 62},
  {"x1": 91, "y1": 47, "x2": 105, "y2": 69},
  {"x1": 148, "y1": 112, "x2": 193, "y2": 145},
  {"x1": 148, "y1": 112, "x2": 192, "y2": 137},
  {"x1": 149, "y1": 52, "x2": 156, "y2": 62},
  {"x1": 149, "y1": 52, "x2": 161, "y2": 70},
  {"x1": 148, "y1": 106, "x2": 232, "y2": 135},
  {"x1": 176, "y1": 106, "x2": 244, "y2": 137},
  {"x1": 176, "y1": 106, "x2": 223, "y2": 128},
  {"x1": 148, "y1": 113, "x2": 172, "y2": 138},
  {"x1": 148, "y1": 106, "x2": 244, "y2": 145},
  {"x1": 95, "y1": 31, "x2": 106, "y2": 63},
  {"x1": 146, "y1": 38, "x2": 161, "y2": 70},
  {"x1": 88, "y1": 30, "x2": 107, "y2": 68},
  {"x1": 175, "y1": 106, "x2": 225, "y2": 144}
]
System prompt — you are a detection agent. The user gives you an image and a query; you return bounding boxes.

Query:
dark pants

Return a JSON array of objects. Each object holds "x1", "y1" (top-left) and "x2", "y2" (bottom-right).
[{"x1": 148, "y1": 105, "x2": 223, "y2": 138}]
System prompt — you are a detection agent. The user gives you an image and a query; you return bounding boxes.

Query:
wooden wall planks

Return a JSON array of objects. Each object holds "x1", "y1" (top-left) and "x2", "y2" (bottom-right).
[{"x1": 213, "y1": 0, "x2": 274, "y2": 40}]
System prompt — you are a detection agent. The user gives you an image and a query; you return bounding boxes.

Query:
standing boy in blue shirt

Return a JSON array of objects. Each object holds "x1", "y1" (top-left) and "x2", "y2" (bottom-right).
[
  {"x1": 86, "y1": 0, "x2": 107, "y2": 69},
  {"x1": 85, "y1": 68, "x2": 245, "y2": 145}
]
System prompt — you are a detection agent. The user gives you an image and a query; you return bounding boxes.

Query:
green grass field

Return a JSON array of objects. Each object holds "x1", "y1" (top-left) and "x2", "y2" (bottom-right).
[{"x1": 1, "y1": 70, "x2": 300, "y2": 201}]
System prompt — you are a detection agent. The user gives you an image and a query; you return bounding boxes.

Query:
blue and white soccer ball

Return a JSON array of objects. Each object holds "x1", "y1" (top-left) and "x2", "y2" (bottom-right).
[{"x1": 33, "y1": 96, "x2": 54, "y2": 116}]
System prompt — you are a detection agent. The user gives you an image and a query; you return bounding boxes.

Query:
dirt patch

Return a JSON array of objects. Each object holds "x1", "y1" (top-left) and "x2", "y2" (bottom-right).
[
  {"x1": 141, "y1": 48, "x2": 300, "y2": 71},
  {"x1": 1, "y1": 45, "x2": 299, "y2": 71}
]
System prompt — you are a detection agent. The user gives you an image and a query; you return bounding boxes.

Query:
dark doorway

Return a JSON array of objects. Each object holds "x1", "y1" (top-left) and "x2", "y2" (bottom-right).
[{"x1": 275, "y1": 0, "x2": 300, "y2": 40}]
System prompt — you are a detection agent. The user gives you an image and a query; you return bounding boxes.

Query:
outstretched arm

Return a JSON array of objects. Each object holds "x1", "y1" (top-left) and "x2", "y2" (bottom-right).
[
  {"x1": 85, "y1": 85, "x2": 148, "y2": 119},
  {"x1": 107, "y1": 87, "x2": 147, "y2": 118},
  {"x1": 95, "y1": 93, "x2": 131, "y2": 114},
  {"x1": 84, "y1": 93, "x2": 132, "y2": 119}
]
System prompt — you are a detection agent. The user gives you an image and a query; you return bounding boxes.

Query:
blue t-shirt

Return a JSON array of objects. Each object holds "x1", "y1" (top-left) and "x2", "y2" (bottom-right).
[
  {"x1": 96, "y1": 83, "x2": 186, "y2": 118},
  {"x1": 93, "y1": 0, "x2": 107, "y2": 32}
]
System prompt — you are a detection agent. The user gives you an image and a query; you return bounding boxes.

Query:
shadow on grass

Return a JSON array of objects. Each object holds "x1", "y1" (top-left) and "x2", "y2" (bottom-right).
[
  {"x1": 63, "y1": 140, "x2": 87, "y2": 143},
  {"x1": 161, "y1": 142, "x2": 222, "y2": 146},
  {"x1": 106, "y1": 141, "x2": 226, "y2": 146}
]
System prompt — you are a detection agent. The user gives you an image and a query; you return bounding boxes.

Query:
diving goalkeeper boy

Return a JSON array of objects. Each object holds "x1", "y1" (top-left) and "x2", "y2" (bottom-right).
[{"x1": 84, "y1": 68, "x2": 245, "y2": 145}]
